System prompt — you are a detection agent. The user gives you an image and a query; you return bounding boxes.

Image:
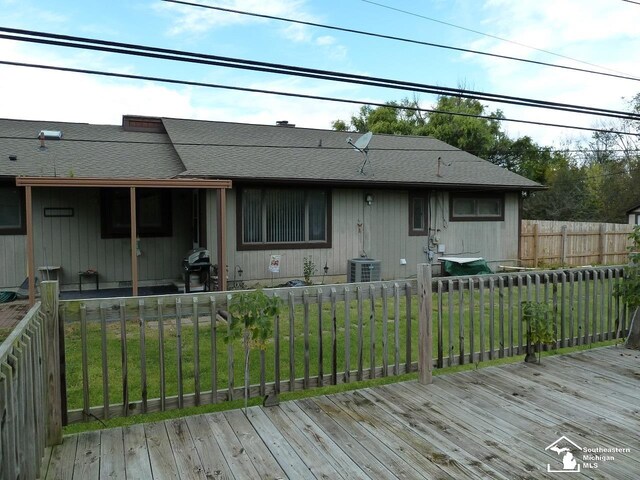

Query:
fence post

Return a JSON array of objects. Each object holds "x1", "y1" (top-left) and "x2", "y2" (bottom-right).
[
  {"x1": 418, "y1": 263, "x2": 433, "y2": 385},
  {"x1": 41, "y1": 281, "x2": 62, "y2": 446}
]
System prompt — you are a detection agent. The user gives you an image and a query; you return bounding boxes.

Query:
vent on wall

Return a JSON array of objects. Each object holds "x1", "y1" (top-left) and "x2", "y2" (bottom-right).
[
  {"x1": 122, "y1": 115, "x2": 166, "y2": 133},
  {"x1": 347, "y1": 258, "x2": 381, "y2": 283}
]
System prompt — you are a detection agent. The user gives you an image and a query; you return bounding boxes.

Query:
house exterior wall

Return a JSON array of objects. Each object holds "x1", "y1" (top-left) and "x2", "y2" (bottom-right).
[
  {"x1": 207, "y1": 188, "x2": 520, "y2": 286},
  {"x1": 0, "y1": 187, "x2": 193, "y2": 290},
  {"x1": 629, "y1": 208, "x2": 640, "y2": 225}
]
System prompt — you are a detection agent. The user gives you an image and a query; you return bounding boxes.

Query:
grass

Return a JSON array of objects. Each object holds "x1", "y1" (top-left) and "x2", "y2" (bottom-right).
[{"x1": 62, "y1": 338, "x2": 620, "y2": 435}]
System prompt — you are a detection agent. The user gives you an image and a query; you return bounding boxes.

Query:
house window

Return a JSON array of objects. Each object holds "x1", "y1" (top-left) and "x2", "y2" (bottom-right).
[
  {"x1": 239, "y1": 188, "x2": 331, "y2": 249},
  {"x1": 409, "y1": 191, "x2": 428, "y2": 236},
  {"x1": 450, "y1": 193, "x2": 504, "y2": 221},
  {"x1": 101, "y1": 188, "x2": 172, "y2": 238},
  {"x1": 0, "y1": 184, "x2": 25, "y2": 235}
]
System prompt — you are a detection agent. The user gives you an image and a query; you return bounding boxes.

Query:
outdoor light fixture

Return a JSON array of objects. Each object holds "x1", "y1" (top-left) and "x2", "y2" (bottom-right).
[
  {"x1": 9, "y1": 155, "x2": 17, "y2": 161},
  {"x1": 236, "y1": 265, "x2": 243, "y2": 277},
  {"x1": 365, "y1": 193, "x2": 373, "y2": 205}
]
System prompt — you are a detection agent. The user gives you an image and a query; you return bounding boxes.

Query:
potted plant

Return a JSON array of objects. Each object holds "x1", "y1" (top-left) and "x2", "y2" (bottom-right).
[
  {"x1": 226, "y1": 289, "x2": 281, "y2": 413},
  {"x1": 522, "y1": 301, "x2": 556, "y2": 364}
]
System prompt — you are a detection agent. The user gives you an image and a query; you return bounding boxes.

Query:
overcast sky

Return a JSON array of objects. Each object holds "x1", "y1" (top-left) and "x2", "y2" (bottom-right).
[{"x1": 1, "y1": 0, "x2": 639, "y2": 148}]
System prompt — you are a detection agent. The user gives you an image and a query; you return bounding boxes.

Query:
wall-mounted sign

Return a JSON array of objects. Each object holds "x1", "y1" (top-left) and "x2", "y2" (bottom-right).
[{"x1": 269, "y1": 255, "x2": 281, "y2": 273}]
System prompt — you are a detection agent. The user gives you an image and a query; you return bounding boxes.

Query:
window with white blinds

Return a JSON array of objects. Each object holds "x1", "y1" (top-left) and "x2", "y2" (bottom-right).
[{"x1": 240, "y1": 188, "x2": 330, "y2": 248}]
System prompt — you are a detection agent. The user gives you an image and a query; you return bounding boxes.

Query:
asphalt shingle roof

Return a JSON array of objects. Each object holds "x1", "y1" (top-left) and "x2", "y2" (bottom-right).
[
  {"x1": 0, "y1": 116, "x2": 541, "y2": 190},
  {"x1": 0, "y1": 118, "x2": 184, "y2": 179},
  {"x1": 162, "y1": 118, "x2": 541, "y2": 189}
]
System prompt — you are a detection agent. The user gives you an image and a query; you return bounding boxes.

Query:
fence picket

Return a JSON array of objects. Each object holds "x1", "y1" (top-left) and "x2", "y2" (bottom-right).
[
  {"x1": 331, "y1": 288, "x2": 338, "y2": 385},
  {"x1": 599, "y1": 270, "x2": 606, "y2": 342},
  {"x1": 288, "y1": 292, "x2": 295, "y2": 391},
  {"x1": 437, "y1": 281, "x2": 444, "y2": 368},
  {"x1": 317, "y1": 288, "x2": 324, "y2": 387},
  {"x1": 119, "y1": 301, "x2": 128, "y2": 417},
  {"x1": 176, "y1": 298, "x2": 184, "y2": 409},
  {"x1": 488, "y1": 278, "x2": 495, "y2": 360},
  {"x1": 498, "y1": 276, "x2": 505, "y2": 358},
  {"x1": 99, "y1": 305, "x2": 109, "y2": 420},
  {"x1": 344, "y1": 287, "x2": 352, "y2": 382},
  {"x1": 274, "y1": 294, "x2": 281, "y2": 395},
  {"x1": 478, "y1": 280, "x2": 485, "y2": 362},
  {"x1": 507, "y1": 276, "x2": 514, "y2": 357},
  {"x1": 356, "y1": 287, "x2": 364, "y2": 381},
  {"x1": 157, "y1": 299, "x2": 166, "y2": 410},
  {"x1": 138, "y1": 300, "x2": 147, "y2": 413},
  {"x1": 192, "y1": 297, "x2": 200, "y2": 406},
  {"x1": 584, "y1": 271, "x2": 590, "y2": 344},
  {"x1": 303, "y1": 290, "x2": 310, "y2": 389},
  {"x1": 606, "y1": 269, "x2": 613, "y2": 341},
  {"x1": 369, "y1": 285, "x2": 376, "y2": 379},
  {"x1": 80, "y1": 305, "x2": 90, "y2": 420},
  {"x1": 447, "y1": 280, "x2": 454, "y2": 366},
  {"x1": 405, "y1": 283, "x2": 412, "y2": 372},
  {"x1": 458, "y1": 281, "x2": 465, "y2": 365},
  {"x1": 393, "y1": 283, "x2": 400, "y2": 375},
  {"x1": 381, "y1": 284, "x2": 389, "y2": 377},
  {"x1": 226, "y1": 294, "x2": 234, "y2": 401},
  {"x1": 209, "y1": 296, "x2": 218, "y2": 404}
]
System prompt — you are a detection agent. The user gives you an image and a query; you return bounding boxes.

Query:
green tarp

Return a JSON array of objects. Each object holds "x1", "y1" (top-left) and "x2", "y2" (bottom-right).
[{"x1": 442, "y1": 259, "x2": 492, "y2": 276}]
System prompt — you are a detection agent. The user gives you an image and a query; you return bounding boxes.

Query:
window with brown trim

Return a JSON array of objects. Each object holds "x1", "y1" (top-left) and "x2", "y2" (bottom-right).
[
  {"x1": 101, "y1": 188, "x2": 172, "y2": 238},
  {"x1": 409, "y1": 191, "x2": 428, "y2": 236},
  {"x1": 238, "y1": 188, "x2": 331, "y2": 250},
  {"x1": 0, "y1": 183, "x2": 25, "y2": 235},
  {"x1": 449, "y1": 193, "x2": 504, "y2": 221}
]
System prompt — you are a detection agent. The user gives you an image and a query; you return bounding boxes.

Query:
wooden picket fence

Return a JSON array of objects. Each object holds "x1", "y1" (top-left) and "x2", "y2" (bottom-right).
[
  {"x1": 55, "y1": 265, "x2": 628, "y2": 425},
  {"x1": 0, "y1": 282, "x2": 62, "y2": 480}
]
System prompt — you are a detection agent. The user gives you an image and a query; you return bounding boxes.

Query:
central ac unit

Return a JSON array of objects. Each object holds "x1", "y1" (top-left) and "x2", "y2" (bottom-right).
[{"x1": 348, "y1": 258, "x2": 381, "y2": 283}]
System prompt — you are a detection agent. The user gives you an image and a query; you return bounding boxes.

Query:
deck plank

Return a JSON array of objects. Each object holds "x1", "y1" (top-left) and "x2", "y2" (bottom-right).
[
  {"x1": 165, "y1": 418, "x2": 207, "y2": 480},
  {"x1": 99, "y1": 428, "x2": 125, "y2": 480},
  {"x1": 144, "y1": 421, "x2": 179, "y2": 480},
  {"x1": 223, "y1": 409, "x2": 287, "y2": 480},
  {"x1": 123, "y1": 424, "x2": 153, "y2": 480},
  {"x1": 185, "y1": 414, "x2": 234, "y2": 480},
  {"x1": 205, "y1": 409, "x2": 262, "y2": 479},
  {"x1": 245, "y1": 406, "x2": 317, "y2": 479},
  {"x1": 45, "y1": 434, "x2": 78, "y2": 480},
  {"x1": 277, "y1": 401, "x2": 371, "y2": 479},
  {"x1": 72, "y1": 431, "x2": 100, "y2": 480},
  {"x1": 297, "y1": 397, "x2": 402, "y2": 479}
]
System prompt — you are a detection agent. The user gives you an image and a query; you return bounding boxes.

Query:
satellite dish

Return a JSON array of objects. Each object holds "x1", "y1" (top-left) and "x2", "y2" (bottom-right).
[
  {"x1": 354, "y1": 131, "x2": 372, "y2": 151},
  {"x1": 347, "y1": 131, "x2": 372, "y2": 152},
  {"x1": 346, "y1": 132, "x2": 374, "y2": 174}
]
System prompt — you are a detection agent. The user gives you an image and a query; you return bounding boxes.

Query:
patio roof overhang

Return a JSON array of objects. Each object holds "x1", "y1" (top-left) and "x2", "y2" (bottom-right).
[{"x1": 15, "y1": 176, "x2": 233, "y2": 305}]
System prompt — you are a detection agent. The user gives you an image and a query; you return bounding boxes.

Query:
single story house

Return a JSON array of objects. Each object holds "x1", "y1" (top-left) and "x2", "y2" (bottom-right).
[
  {"x1": 0, "y1": 115, "x2": 542, "y2": 299},
  {"x1": 627, "y1": 203, "x2": 640, "y2": 226}
]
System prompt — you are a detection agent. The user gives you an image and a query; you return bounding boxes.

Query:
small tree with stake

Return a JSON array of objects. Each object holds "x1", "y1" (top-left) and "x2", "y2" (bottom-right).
[
  {"x1": 522, "y1": 301, "x2": 556, "y2": 364},
  {"x1": 614, "y1": 226, "x2": 640, "y2": 349},
  {"x1": 226, "y1": 290, "x2": 281, "y2": 414}
]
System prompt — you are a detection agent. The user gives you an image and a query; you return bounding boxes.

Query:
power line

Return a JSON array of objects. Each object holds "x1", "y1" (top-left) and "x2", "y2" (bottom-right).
[
  {"x1": 161, "y1": 0, "x2": 640, "y2": 84},
  {"x1": 361, "y1": 0, "x2": 637, "y2": 79},
  {"x1": 622, "y1": 0, "x2": 640, "y2": 5},
  {"x1": 2, "y1": 59, "x2": 639, "y2": 139},
  {"x1": 2, "y1": 28, "x2": 640, "y2": 122}
]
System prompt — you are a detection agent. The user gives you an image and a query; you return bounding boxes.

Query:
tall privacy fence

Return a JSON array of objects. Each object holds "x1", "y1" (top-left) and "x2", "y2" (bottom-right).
[
  {"x1": 520, "y1": 220, "x2": 633, "y2": 267},
  {"x1": 0, "y1": 282, "x2": 62, "y2": 480},
  {"x1": 49, "y1": 265, "x2": 629, "y2": 425}
]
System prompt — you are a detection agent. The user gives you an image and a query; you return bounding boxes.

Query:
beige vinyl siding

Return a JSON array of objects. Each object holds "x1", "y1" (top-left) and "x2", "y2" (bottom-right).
[
  {"x1": 214, "y1": 188, "x2": 520, "y2": 284},
  {"x1": 28, "y1": 187, "x2": 192, "y2": 289}
]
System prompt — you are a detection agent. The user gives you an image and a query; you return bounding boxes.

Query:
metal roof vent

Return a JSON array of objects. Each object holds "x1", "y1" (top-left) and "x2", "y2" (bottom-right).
[
  {"x1": 275, "y1": 120, "x2": 295, "y2": 127},
  {"x1": 39, "y1": 130, "x2": 63, "y2": 140}
]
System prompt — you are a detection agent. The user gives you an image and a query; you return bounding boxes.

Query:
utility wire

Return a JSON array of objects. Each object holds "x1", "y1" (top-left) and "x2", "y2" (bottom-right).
[
  {"x1": 622, "y1": 0, "x2": 640, "y2": 5},
  {"x1": 361, "y1": 0, "x2": 637, "y2": 79},
  {"x1": 2, "y1": 59, "x2": 639, "y2": 138},
  {"x1": 2, "y1": 28, "x2": 640, "y2": 122},
  {"x1": 162, "y1": 0, "x2": 640, "y2": 83}
]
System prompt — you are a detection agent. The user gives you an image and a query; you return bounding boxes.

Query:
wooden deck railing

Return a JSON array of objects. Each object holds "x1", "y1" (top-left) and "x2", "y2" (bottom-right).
[
  {"x1": 58, "y1": 265, "x2": 628, "y2": 424},
  {"x1": 0, "y1": 281, "x2": 63, "y2": 480}
]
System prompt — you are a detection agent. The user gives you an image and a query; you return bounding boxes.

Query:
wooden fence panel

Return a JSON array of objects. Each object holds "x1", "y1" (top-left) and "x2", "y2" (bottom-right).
[{"x1": 520, "y1": 220, "x2": 632, "y2": 267}]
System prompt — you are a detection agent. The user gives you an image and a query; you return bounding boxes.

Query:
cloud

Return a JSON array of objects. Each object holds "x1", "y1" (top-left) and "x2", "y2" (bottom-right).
[
  {"x1": 154, "y1": 0, "x2": 310, "y2": 36},
  {"x1": 459, "y1": 0, "x2": 640, "y2": 146}
]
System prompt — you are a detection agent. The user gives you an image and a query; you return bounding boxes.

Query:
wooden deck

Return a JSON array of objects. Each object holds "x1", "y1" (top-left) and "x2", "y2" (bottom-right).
[{"x1": 42, "y1": 347, "x2": 640, "y2": 479}]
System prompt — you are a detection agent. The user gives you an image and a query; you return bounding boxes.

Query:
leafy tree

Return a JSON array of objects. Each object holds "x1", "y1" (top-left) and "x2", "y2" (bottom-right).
[{"x1": 226, "y1": 290, "x2": 281, "y2": 413}]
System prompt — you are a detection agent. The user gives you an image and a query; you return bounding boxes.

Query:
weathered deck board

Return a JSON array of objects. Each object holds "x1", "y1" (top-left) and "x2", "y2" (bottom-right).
[{"x1": 45, "y1": 347, "x2": 639, "y2": 479}]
